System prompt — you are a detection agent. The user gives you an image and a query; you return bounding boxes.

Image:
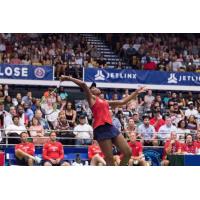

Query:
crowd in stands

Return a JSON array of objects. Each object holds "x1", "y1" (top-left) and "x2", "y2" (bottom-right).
[
  {"x1": 2, "y1": 33, "x2": 200, "y2": 75},
  {"x1": 1, "y1": 82, "x2": 200, "y2": 165},
  {"x1": 102, "y1": 33, "x2": 200, "y2": 71},
  {"x1": 0, "y1": 33, "x2": 109, "y2": 79}
]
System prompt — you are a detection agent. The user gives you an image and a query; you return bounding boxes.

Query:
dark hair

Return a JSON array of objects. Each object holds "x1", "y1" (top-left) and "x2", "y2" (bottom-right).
[
  {"x1": 177, "y1": 120, "x2": 187, "y2": 129},
  {"x1": 185, "y1": 134, "x2": 193, "y2": 141},
  {"x1": 20, "y1": 132, "x2": 27, "y2": 137},
  {"x1": 12, "y1": 115, "x2": 19, "y2": 121}
]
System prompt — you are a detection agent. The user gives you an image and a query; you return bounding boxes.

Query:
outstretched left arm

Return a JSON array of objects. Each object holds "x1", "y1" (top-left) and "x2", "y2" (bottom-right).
[{"x1": 108, "y1": 86, "x2": 147, "y2": 107}]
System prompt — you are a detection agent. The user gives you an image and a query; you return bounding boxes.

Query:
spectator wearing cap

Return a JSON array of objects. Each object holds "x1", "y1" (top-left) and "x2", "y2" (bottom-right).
[
  {"x1": 73, "y1": 115, "x2": 93, "y2": 145},
  {"x1": 158, "y1": 116, "x2": 177, "y2": 145},
  {"x1": 150, "y1": 111, "x2": 165, "y2": 132},
  {"x1": 138, "y1": 115, "x2": 157, "y2": 146},
  {"x1": 132, "y1": 112, "x2": 142, "y2": 128},
  {"x1": 185, "y1": 101, "x2": 198, "y2": 119}
]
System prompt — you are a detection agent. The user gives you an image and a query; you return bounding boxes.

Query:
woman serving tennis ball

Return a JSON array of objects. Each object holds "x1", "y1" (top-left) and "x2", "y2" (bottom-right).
[{"x1": 60, "y1": 75, "x2": 147, "y2": 166}]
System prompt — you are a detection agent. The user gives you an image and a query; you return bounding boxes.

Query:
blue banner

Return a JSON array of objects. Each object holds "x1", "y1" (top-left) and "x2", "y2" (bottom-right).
[
  {"x1": 84, "y1": 68, "x2": 200, "y2": 86},
  {"x1": 0, "y1": 64, "x2": 53, "y2": 80}
]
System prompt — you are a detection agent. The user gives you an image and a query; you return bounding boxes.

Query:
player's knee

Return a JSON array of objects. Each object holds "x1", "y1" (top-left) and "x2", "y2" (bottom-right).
[
  {"x1": 62, "y1": 162, "x2": 70, "y2": 166},
  {"x1": 44, "y1": 162, "x2": 52, "y2": 166}
]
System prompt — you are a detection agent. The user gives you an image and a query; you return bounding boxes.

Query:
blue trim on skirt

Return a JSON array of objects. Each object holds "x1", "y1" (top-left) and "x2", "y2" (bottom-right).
[{"x1": 93, "y1": 123, "x2": 120, "y2": 141}]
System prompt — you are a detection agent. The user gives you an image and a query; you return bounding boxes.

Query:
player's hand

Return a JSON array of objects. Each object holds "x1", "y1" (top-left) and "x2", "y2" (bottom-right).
[
  {"x1": 50, "y1": 159, "x2": 57, "y2": 164},
  {"x1": 136, "y1": 86, "x2": 148, "y2": 94},
  {"x1": 56, "y1": 158, "x2": 61, "y2": 164},
  {"x1": 60, "y1": 75, "x2": 71, "y2": 82}
]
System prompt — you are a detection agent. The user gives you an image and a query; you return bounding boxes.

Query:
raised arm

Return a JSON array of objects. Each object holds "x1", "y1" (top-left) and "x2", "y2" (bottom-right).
[
  {"x1": 108, "y1": 86, "x2": 147, "y2": 108},
  {"x1": 60, "y1": 76, "x2": 95, "y2": 107}
]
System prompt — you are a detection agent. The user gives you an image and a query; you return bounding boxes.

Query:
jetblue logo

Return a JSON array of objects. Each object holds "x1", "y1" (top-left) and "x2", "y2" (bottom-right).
[
  {"x1": 94, "y1": 70, "x2": 137, "y2": 81},
  {"x1": 168, "y1": 73, "x2": 178, "y2": 84},
  {"x1": 94, "y1": 70, "x2": 105, "y2": 81}
]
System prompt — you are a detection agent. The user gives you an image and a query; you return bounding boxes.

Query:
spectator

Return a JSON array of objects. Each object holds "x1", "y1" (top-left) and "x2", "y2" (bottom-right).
[
  {"x1": 143, "y1": 56, "x2": 157, "y2": 70},
  {"x1": 22, "y1": 91, "x2": 33, "y2": 106},
  {"x1": 127, "y1": 132, "x2": 147, "y2": 166},
  {"x1": 185, "y1": 101, "x2": 198, "y2": 119},
  {"x1": 88, "y1": 140, "x2": 106, "y2": 166},
  {"x1": 4, "y1": 106, "x2": 17, "y2": 127},
  {"x1": 15, "y1": 132, "x2": 40, "y2": 166},
  {"x1": 144, "y1": 90, "x2": 155, "y2": 109},
  {"x1": 124, "y1": 117, "x2": 136, "y2": 138},
  {"x1": 109, "y1": 109, "x2": 122, "y2": 131},
  {"x1": 23, "y1": 103, "x2": 34, "y2": 121},
  {"x1": 17, "y1": 104, "x2": 29, "y2": 126},
  {"x1": 4, "y1": 96, "x2": 14, "y2": 112},
  {"x1": 177, "y1": 119, "x2": 190, "y2": 143},
  {"x1": 29, "y1": 117, "x2": 47, "y2": 145},
  {"x1": 73, "y1": 115, "x2": 93, "y2": 145},
  {"x1": 34, "y1": 109, "x2": 49, "y2": 130},
  {"x1": 181, "y1": 134, "x2": 197, "y2": 154},
  {"x1": 132, "y1": 112, "x2": 142, "y2": 128},
  {"x1": 10, "y1": 53, "x2": 21, "y2": 64},
  {"x1": 150, "y1": 111, "x2": 165, "y2": 132},
  {"x1": 138, "y1": 115, "x2": 157, "y2": 146},
  {"x1": 161, "y1": 131, "x2": 182, "y2": 166},
  {"x1": 56, "y1": 111, "x2": 74, "y2": 145},
  {"x1": 42, "y1": 132, "x2": 70, "y2": 166},
  {"x1": 158, "y1": 117, "x2": 177, "y2": 145},
  {"x1": 12, "y1": 93, "x2": 22, "y2": 106},
  {"x1": 64, "y1": 101, "x2": 77, "y2": 128},
  {"x1": 186, "y1": 115, "x2": 199, "y2": 131},
  {"x1": 5, "y1": 116, "x2": 26, "y2": 137}
]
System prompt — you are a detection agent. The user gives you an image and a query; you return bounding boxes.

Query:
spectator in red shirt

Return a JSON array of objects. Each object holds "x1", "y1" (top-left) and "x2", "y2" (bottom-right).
[
  {"x1": 150, "y1": 111, "x2": 165, "y2": 132},
  {"x1": 143, "y1": 57, "x2": 157, "y2": 70},
  {"x1": 88, "y1": 140, "x2": 106, "y2": 166},
  {"x1": 42, "y1": 132, "x2": 70, "y2": 166},
  {"x1": 15, "y1": 132, "x2": 39, "y2": 166},
  {"x1": 127, "y1": 132, "x2": 147, "y2": 166},
  {"x1": 115, "y1": 131, "x2": 146, "y2": 166},
  {"x1": 182, "y1": 134, "x2": 197, "y2": 154},
  {"x1": 161, "y1": 131, "x2": 181, "y2": 166}
]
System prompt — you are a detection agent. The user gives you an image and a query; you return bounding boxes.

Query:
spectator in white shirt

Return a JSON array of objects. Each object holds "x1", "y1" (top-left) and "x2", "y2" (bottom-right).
[
  {"x1": 5, "y1": 116, "x2": 26, "y2": 144},
  {"x1": 4, "y1": 106, "x2": 17, "y2": 127},
  {"x1": 73, "y1": 115, "x2": 93, "y2": 145},
  {"x1": 144, "y1": 89, "x2": 155, "y2": 109},
  {"x1": 185, "y1": 101, "x2": 198, "y2": 119},
  {"x1": 158, "y1": 117, "x2": 177, "y2": 145},
  {"x1": 138, "y1": 115, "x2": 157, "y2": 146}
]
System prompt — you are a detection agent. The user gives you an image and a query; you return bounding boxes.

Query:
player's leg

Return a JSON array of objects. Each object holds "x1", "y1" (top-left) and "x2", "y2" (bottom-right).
[
  {"x1": 112, "y1": 134, "x2": 132, "y2": 166},
  {"x1": 98, "y1": 139, "x2": 114, "y2": 166},
  {"x1": 15, "y1": 149, "x2": 35, "y2": 160}
]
